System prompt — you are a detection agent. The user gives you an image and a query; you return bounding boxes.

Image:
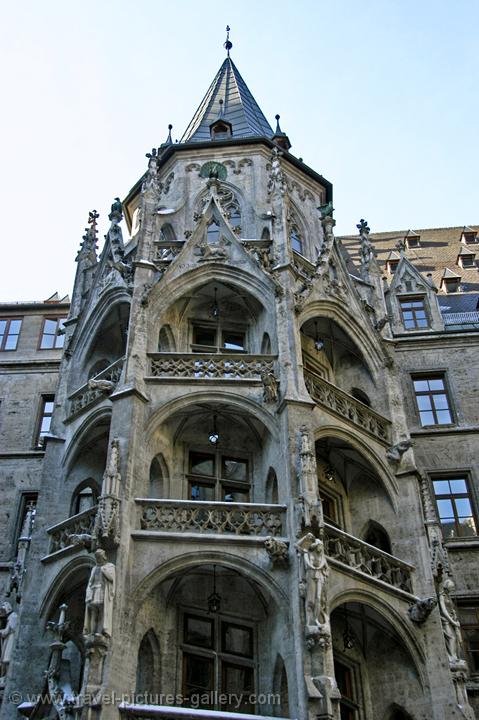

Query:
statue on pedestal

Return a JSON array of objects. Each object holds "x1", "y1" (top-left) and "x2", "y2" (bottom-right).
[
  {"x1": 0, "y1": 601, "x2": 18, "y2": 685},
  {"x1": 83, "y1": 550, "x2": 116, "y2": 638}
]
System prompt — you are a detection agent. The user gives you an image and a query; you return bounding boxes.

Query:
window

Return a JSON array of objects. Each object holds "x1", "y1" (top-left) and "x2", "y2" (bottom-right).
[
  {"x1": 290, "y1": 226, "x2": 303, "y2": 254},
  {"x1": 188, "y1": 450, "x2": 250, "y2": 502},
  {"x1": 432, "y1": 477, "x2": 477, "y2": 538},
  {"x1": 0, "y1": 318, "x2": 22, "y2": 351},
  {"x1": 334, "y1": 659, "x2": 359, "y2": 720},
  {"x1": 71, "y1": 483, "x2": 99, "y2": 515},
  {"x1": 192, "y1": 324, "x2": 246, "y2": 354},
  {"x1": 387, "y1": 259, "x2": 399, "y2": 274},
  {"x1": 14, "y1": 493, "x2": 37, "y2": 553},
  {"x1": 458, "y1": 606, "x2": 479, "y2": 674},
  {"x1": 206, "y1": 220, "x2": 220, "y2": 244},
  {"x1": 35, "y1": 395, "x2": 55, "y2": 449},
  {"x1": 182, "y1": 612, "x2": 255, "y2": 712},
  {"x1": 399, "y1": 297, "x2": 429, "y2": 330},
  {"x1": 40, "y1": 317, "x2": 66, "y2": 349},
  {"x1": 459, "y1": 255, "x2": 476, "y2": 269},
  {"x1": 405, "y1": 236, "x2": 420, "y2": 249},
  {"x1": 462, "y1": 231, "x2": 477, "y2": 245},
  {"x1": 413, "y1": 375, "x2": 453, "y2": 426}
]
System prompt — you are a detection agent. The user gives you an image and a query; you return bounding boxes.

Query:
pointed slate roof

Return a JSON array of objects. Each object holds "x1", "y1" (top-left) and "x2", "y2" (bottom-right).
[{"x1": 181, "y1": 57, "x2": 274, "y2": 143}]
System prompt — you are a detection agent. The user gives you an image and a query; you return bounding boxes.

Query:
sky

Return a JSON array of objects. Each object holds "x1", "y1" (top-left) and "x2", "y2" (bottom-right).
[{"x1": 1, "y1": 0, "x2": 478, "y2": 302}]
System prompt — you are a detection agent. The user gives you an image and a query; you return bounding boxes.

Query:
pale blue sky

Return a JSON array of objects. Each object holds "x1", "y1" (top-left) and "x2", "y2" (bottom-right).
[{"x1": 1, "y1": 0, "x2": 477, "y2": 301}]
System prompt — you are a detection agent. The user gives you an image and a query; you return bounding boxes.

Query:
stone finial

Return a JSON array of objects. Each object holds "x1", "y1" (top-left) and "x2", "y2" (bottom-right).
[
  {"x1": 356, "y1": 218, "x2": 370, "y2": 234},
  {"x1": 165, "y1": 124, "x2": 173, "y2": 145},
  {"x1": 224, "y1": 25, "x2": 232, "y2": 55},
  {"x1": 108, "y1": 197, "x2": 123, "y2": 224}
]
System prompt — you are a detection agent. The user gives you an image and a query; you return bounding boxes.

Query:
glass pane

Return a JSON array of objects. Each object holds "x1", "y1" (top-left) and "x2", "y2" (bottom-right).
[
  {"x1": 194, "y1": 327, "x2": 216, "y2": 346},
  {"x1": 414, "y1": 379, "x2": 429, "y2": 392},
  {"x1": 222, "y1": 623, "x2": 253, "y2": 657},
  {"x1": 455, "y1": 498, "x2": 472, "y2": 516},
  {"x1": 190, "y1": 483, "x2": 215, "y2": 501},
  {"x1": 9, "y1": 320, "x2": 22, "y2": 334},
  {"x1": 222, "y1": 333, "x2": 245, "y2": 351},
  {"x1": 433, "y1": 394, "x2": 449, "y2": 410},
  {"x1": 290, "y1": 229, "x2": 302, "y2": 253},
  {"x1": 0, "y1": 320, "x2": 6, "y2": 334},
  {"x1": 417, "y1": 318, "x2": 429, "y2": 327},
  {"x1": 190, "y1": 452, "x2": 214, "y2": 476},
  {"x1": 222, "y1": 663, "x2": 254, "y2": 694},
  {"x1": 420, "y1": 411, "x2": 435, "y2": 426},
  {"x1": 44, "y1": 401, "x2": 54, "y2": 414},
  {"x1": 43, "y1": 319, "x2": 57, "y2": 334},
  {"x1": 40, "y1": 334, "x2": 55, "y2": 349},
  {"x1": 402, "y1": 311, "x2": 414, "y2": 319},
  {"x1": 223, "y1": 486, "x2": 250, "y2": 503},
  {"x1": 185, "y1": 616, "x2": 213, "y2": 649},
  {"x1": 4, "y1": 335, "x2": 19, "y2": 350},
  {"x1": 404, "y1": 319, "x2": 415, "y2": 329},
  {"x1": 437, "y1": 499, "x2": 454, "y2": 518},
  {"x1": 449, "y1": 479, "x2": 467, "y2": 493},
  {"x1": 206, "y1": 221, "x2": 220, "y2": 244},
  {"x1": 459, "y1": 518, "x2": 477, "y2": 536},
  {"x1": 184, "y1": 653, "x2": 214, "y2": 693},
  {"x1": 436, "y1": 410, "x2": 452, "y2": 424},
  {"x1": 41, "y1": 417, "x2": 52, "y2": 433},
  {"x1": 442, "y1": 521, "x2": 456, "y2": 538},
  {"x1": 428, "y1": 378, "x2": 445, "y2": 391},
  {"x1": 417, "y1": 396, "x2": 432, "y2": 410},
  {"x1": 222, "y1": 458, "x2": 247, "y2": 481},
  {"x1": 433, "y1": 480, "x2": 451, "y2": 495},
  {"x1": 55, "y1": 333, "x2": 65, "y2": 349}
]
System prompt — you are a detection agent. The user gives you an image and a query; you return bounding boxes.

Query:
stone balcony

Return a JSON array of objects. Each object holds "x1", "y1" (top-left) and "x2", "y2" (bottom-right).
[
  {"x1": 304, "y1": 370, "x2": 392, "y2": 444},
  {"x1": 68, "y1": 357, "x2": 124, "y2": 419},
  {"x1": 43, "y1": 506, "x2": 97, "y2": 561},
  {"x1": 134, "y1": 499, "x2": 286, "y2": 543},
  {"x1": 147, "y1": 353, "x2": 275, "y2": 382},
  {"x1": 324, "y1": 522, "x2": 414, "y2": 597}
]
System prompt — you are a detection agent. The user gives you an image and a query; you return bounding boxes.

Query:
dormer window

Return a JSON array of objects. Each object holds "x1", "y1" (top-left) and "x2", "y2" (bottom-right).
[
  {"x1": 461, "y1": 228, "x2": 477, "y2": 245},
  {"x1": 405, "y1": 231, "x2": 421, "y2": 249},
  {"x1": 387, "y1": 259, "x2": 399, "y2": 274},
  {"x1": 210, "y1": 121, "x2": 232, "y2": 141},
  {"x1": 399, "y1": 297, "x2": 429, "y2": 329},
  {"x1": 206, "y1": 220, "x2": 220, "y2": 244},
  {"x1": 458, "y1": 248, "x2": 476, "y2": 269},
  {"x1": 290, "y1": 226, "x2": 303, "y2": 254},
  {"x1": 440, "y1": 269, "x2": 461, "y2": 293}
]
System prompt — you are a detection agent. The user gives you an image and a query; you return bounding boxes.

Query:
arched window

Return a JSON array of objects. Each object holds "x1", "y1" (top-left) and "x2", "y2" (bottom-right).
[
  {"x1": 88, "y1": 358, "x2": 110, "y2": 379},
  {"x1": 159, "y1": 223, "x2": 176, "y2": 243},
  {"x1": 261, "y1": 227, "x2": 271, "y2": 241},
  {"x1": 351, "y1": 387, "x2": 371, "y2": 407},
  {"x1": 149, "y1": 454, "x2": 167, "y2": 498},
  {"x1": 364, "y1": 521, "x2": 392, "y2": 554},
  {"x1": 158, "y1": 325, "x2": 175, "y2": 352},
  {"x1": 207, "y1": 219, "x2": 220, "y2": 244},
  {"x1": 261, "y1": 332, "x2": 272, "y2": 354},
  {"x1": 290, "y1": 226, "x2": 303, "y2": 254},
  {"x1": 227, "y1": 204, "x2": 241, "y2": 230},
  {"x1": 266, "y1": 468, "x2": 279, "y2": 504},
  {"x1": 136, "y1": 630, "x2": 160, "y2": 698},
  {"x1": 71, "y1": 480, "x2": 100, "y2": 516}
]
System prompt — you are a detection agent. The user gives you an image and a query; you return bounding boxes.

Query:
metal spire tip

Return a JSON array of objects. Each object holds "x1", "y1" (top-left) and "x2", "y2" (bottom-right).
[{"x1": 224, "y1": 25, "x2": 232, "y2": 55}]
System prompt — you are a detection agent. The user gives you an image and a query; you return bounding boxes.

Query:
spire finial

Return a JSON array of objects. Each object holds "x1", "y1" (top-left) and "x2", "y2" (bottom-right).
[
  {"x1": 224, "y1": 25, "x2": 232, "y2": 56},
  {"x1": 275, "y1": 114, "x2": 282, "y2": 134},
  {"x1": 166, "y1": 124, "x2": 173, "y2": 145}
]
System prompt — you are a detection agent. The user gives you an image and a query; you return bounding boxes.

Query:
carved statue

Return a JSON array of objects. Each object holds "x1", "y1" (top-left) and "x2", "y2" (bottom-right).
[
  {"x1": 437, "y1": 576, "x2": 463, "y2": 662},
  {"x1": 108, "y1": 197, "x2": 123, "y2": 224},
  {"x1": 295, "y1": 533, "x2": 329, "y2": 629},
  {"x1": 264, "y1": 536, "x2": 289, "y2": 566},
  {"x1": 0, "y1": 602, "x2": 18, "y2": 683},
  {"x1": 386, "y1": 438, "x2": 413, "y2": 463},
  {"x1": 318, "y1": 201, "x2": 334, "y2": 219},
  {"x1": 103, "y1": 438, "x2": 121, "y2": 497},
  {"x1": 374, "y1": 315, "x2": 390, "y2": 331},
  {"x1": 267, "y1": 147, "x2": 286, "y2": 196},
  {"x1": 261, "y1": 370, "x2": 279, "y2": 403},
  {"x1": 83, "y1": 550, "x2": 116, "y2": 638},
  {"x1": 88, "y1": 378, "x2": 115, "y2": 393},
  {"x1": 408, "y1": 597, "x2": 437, "y2": 624}
]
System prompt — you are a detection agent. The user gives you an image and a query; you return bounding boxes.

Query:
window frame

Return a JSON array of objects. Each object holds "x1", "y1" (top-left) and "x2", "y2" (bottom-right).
[
  {"x1": 333, "y1": 655, "x2": 362, "y2": 720},
  {"x1": 187, "y1": 448, "x2": 251, "y2": 502},
  {"x1": 430, "y1": 474, "x2": 478, "y2": 540},
  {"x1": 457, "y1": 604, "x2": 479, "y2": 676},
  {"x1": 0, "y1": 317, "x2": 23, "y2": 352},
  {"x1": 34, "y1": 394, "x2": 55, "y2": 449},
  {"x1": 38, "y1": 316, "x2": 66, "y2": 350},
  {"x1": 190, "y1": 320, "x2": 248, "y2": 354},
  {"x1": 398, "y1": 295, "x2": 430, "y2": 330},
  {"x1": 11, "y1": 492, "x2": 38, "y2": 559},
  {"x1": 180, "y1": 608, "x2": 256, "y2": 712},
  {"x1": 411, "y1": 373, "x2": 454, "y2": 427}
]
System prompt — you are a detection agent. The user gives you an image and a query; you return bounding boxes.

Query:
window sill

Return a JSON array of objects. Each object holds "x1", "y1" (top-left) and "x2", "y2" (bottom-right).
[{"x1": 445, "y1": 538, "x2": 479, "y2": 550}]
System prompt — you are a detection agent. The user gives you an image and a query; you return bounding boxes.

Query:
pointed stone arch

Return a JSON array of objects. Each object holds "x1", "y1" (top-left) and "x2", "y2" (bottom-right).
[
  {"x1": 266, "y1": 467, "x2": 279, "y2": 504},
  {"x1": 136, "y1": 629, "x2": 161, "y2": 698},
  {"x1": 149, "y1": 453, "x2": 169, "y2": 498},
  {"x1": 361, "y1": 519, "x2": 392, "y2": 554},
  {"x1": 272, "y1": 653, "x2": 290, "y2": 717},
  {"x1": 158, "y1": 324, "x2": 176, "y2": 352}
]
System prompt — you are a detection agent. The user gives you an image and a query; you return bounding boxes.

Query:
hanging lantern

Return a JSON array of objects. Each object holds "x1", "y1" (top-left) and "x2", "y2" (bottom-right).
[
  {"x1": 208, "y1": 414, "x2": 220, "y2": 445},
  {"x1": 207, "y1": 565, "x2": 221, "y2": 613},
  {"x1": 314, "y1": 321, "x2": 324, "y2": 352}
]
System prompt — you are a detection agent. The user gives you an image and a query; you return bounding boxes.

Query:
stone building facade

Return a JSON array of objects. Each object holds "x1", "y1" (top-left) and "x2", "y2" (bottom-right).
[{"x1": 0, "y1": 42, "x2": 478, "y2": 720}]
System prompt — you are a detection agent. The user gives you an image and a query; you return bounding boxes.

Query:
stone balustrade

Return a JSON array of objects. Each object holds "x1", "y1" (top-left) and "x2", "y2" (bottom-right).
[
  {"x1": 136, "y1": 499, "x2": 286, "y2": 537},
  {"x1": 47, "y1": 506, "x2": 97, "y2": 555},
  {"x1": 304, "y1": 370, "x2": 391, "y2": 444},
  {"x1": 149, "y1": 353, "x2": 275, "y2": 380},
  {"x1": 69, "y1": 357, "x2": 124, "y2": 417},
  {"x1": 323, "y1": 523, "x2": 414, "y2": 594}
]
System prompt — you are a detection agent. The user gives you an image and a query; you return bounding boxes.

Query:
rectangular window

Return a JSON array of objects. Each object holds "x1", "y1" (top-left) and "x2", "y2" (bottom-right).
[
  {"x1": 458, "y1": 606, "x2": 479, "y2": 674},
  {"x1": 35, "y1": 395, "x2": 55, "y2": 449},
  {"x1": 188, "y1": 451, "x2": 250, "y2": 502},
  {"x1": 40, "y1": 317, "x2": 66, "y2": 349},
  {"x1": 0, "y1": 318, "x2": 22, "y2": 351},
  {"x1": 334, "y1": 659, "x2": 359, "y2": 720},
  {"x1": 192, "y1": 324, "x2": 246, "y2": 354},
  {"x1": 13, "y1": 492, "x2": 38, "y2": 555},
  {"x1": 399, "y1": 297, "x2": 429, "y2": 330},
  {"x1": 413, "y1": 375, "x2": 453, "y2": 426},
  {"x1": 432, "y1": 477, "x2": 477, "y2": 538}
]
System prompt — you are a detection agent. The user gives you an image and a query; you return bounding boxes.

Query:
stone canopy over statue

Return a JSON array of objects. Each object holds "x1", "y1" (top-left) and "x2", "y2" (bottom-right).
[{"x1": 83, "y1": 549, "x2": 116, "y2": 638}]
